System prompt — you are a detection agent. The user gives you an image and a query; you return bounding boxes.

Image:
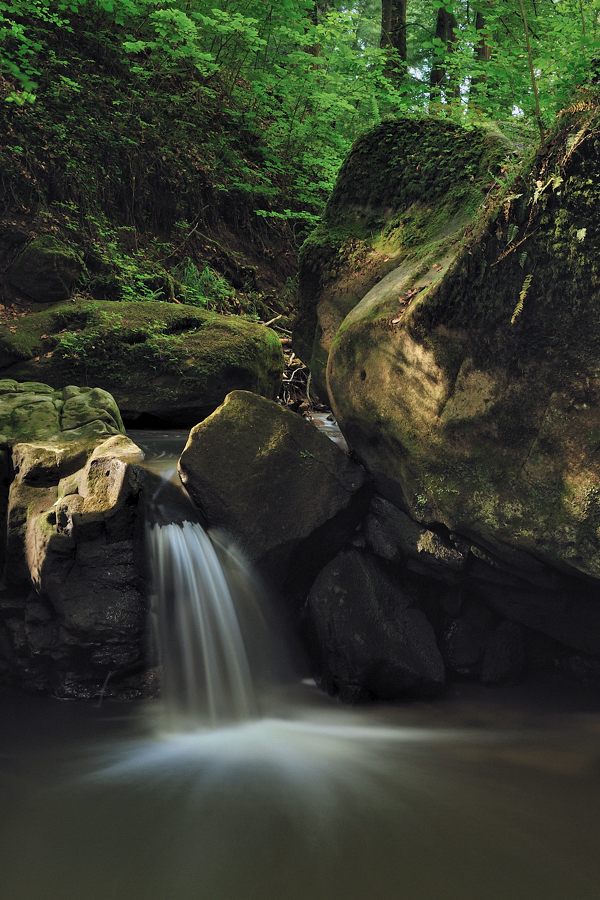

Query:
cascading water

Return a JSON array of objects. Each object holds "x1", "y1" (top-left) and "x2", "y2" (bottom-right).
[
  {"x1": 147, "y1": 521, "x2": 259, "y2": 728},
  {"x1": 143, "y1": 438, "x2": 289, "y2": 732},
  {"x1": 2, "y1": 430, "x2": 600, "y2": 900}
]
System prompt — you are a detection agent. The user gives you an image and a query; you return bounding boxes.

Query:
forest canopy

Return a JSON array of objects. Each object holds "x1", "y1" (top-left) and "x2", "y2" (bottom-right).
[{"x1": 1, "y1": 0, "x2": 598, "y2": 220}]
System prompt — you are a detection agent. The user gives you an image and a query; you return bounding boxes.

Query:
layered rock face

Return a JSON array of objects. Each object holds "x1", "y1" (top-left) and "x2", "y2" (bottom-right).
[
  {"x1": 292, "y1": 104, "x2": 600, "y2": 696},
  {"x1": 0, "y1": 381, "x2": 148, "y2": 698}
]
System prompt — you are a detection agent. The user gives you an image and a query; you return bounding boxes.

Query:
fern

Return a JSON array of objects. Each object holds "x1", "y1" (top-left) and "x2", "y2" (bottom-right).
[
  {"x1": 563, "y1": 123, "x2": 591, "y2": 166},
  {"x1": 507, "y1": 222, "x2": 519, "y2": 243},
  {"x1": 519, "y1": 251, "x2": 527, "y2": 269},
  {"x1": 511, "y1": 273, "x2": 534, "y2": 324}
]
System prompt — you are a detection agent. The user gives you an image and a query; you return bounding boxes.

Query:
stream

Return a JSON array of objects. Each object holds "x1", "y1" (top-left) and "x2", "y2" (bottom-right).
[{"x1": 0, "y1": 429, "x2": 599, "y2": 900}]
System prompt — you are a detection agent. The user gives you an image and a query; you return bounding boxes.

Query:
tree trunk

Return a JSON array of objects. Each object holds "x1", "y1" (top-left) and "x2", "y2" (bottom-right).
[
  {"x1": 469, "y1": 10, "x2": 491, "y2": 110},
  {"x1": 380, "y1": 0, "x2": 407, "y2": 82},
  {"x1": 429, "y1": 6, "x2": 459, "y2": 110},
  {"x1": 307, "y1": 1, "x2": 330, "y2": 58}
]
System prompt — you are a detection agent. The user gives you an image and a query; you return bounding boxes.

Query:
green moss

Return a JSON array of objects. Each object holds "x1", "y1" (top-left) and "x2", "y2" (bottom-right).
[
  {"x1": 295, "y1": 116, "x2": 511, "y2": 389},
  {"x1": 325, "y1": 118, "x2": 508, "y2": 226},
  {"x1": 407, "y1": 91, "x2": 600, "y2": 381},
  {"x1": 0, "y1": 298, "x2": 284, "y2": 420}
]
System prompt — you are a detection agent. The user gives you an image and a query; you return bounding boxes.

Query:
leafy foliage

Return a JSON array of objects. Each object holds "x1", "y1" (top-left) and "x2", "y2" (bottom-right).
[
  {"x1": 1, "y1": 0, "x2": 599, "y2": 261},
  {"x1": 176, "y1": 259, "x2": 235, "y2": 311}
]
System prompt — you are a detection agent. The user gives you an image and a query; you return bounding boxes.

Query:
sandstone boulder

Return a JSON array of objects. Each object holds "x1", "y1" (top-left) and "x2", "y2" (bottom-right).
[
  {"x1": 301, "y1": 109, "x2": 600, "y2": 590},
  {"x1": 294, "y1": 118, "x2": 509, "y2": 397},
  {"x1": 178, "y1": 390, "x2": 371, "y2": 599}
]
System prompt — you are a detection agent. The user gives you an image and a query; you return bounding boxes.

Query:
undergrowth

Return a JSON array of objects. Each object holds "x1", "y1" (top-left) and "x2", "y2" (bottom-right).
[{"x1": 0, "y1": 11, "x2": 303, "y2": 326}]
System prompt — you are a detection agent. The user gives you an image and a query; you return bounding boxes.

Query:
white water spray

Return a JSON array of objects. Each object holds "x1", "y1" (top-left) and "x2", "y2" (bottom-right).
[{"x1": 147, "y1": 521, "x2": 259, "y2": 729}]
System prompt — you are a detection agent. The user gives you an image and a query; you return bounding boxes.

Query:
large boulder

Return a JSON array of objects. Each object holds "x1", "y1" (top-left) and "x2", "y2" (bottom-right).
[
  {"x1": 0, "y1": 299, "x2": 285, "y2": 426},
  {"x1": 0, "y1": 380, "x2": 148, "y2": 698},
  {"x1": 178, "y1": 390, "x2": 371, "y2": 600},
  {"x1": 304, "y1": 548, "x2": 445, "y2": 701},
  {"x1": 9, "y1": 235, "x2": 84, "y2": 302},
  {"x1": 294, "y1": 118, "x2": 509, "y2": 397},
  {"x1": 301, "y1": 106, "x2": 600, "y2": 590}
]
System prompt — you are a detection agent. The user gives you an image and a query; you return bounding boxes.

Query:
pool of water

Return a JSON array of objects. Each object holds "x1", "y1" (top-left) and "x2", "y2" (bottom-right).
[
  {"x1": 3, "y1": 429, "x2": 595, "y2": 899},
  {"x1": 1, "y1": 682, "x2": 599, "y2": 900}
]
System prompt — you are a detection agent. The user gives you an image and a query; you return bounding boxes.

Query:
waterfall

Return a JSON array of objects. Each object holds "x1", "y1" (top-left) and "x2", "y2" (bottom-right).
[
  {"x1": 143, "y1": 438, "x2": 285, "y2": 731},
  {"x1": 147, "y1": 521, "x2": 260, "y2": 729}
]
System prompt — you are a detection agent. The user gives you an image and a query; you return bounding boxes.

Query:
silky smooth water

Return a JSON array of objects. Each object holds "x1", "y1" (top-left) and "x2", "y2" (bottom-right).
[
  {"x1": 2, "y1": 685, "x2": 600, "y2": 900},
  {"x1": 1, "y1": 431, "x2": 599, "y2": 900},
  {"x1": 148, "y1": 520, "x2": 259, "y2": 727}
]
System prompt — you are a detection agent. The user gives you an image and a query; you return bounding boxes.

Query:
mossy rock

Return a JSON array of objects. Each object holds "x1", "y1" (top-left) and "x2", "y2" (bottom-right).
[
  {"x1": 9, "y1": 235, "x2": 84, "y2": 302},
  {"x1": 0, "y1": 299, "x2": 285, "y2": 426},
  {"x1": 326, "y1": 93, "x2": 600, "y2": 583},
  {"x1": 293, "y1": 117, "x2": 510, "y2": 395},
  {"x1": 0, "y1": 380, "x2": 124, "y2": 449}
]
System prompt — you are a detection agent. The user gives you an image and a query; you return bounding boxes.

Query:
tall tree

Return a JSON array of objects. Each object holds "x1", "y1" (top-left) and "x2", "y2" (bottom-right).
[
  {"x1": 429, "y1": 4, "x2": 459, "y2": 109},
  {"x1": 308, "y1": 1, "x2": 331, "y2": 57},
  {"x1": 469, "y1": 8, "x2": 491, "y2": 111},
  {"x1": 380, "y1": 0, "x2": 407, "y2": 81}
]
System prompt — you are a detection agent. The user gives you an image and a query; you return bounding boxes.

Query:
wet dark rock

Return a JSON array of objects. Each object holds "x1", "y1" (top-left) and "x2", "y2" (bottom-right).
[
  {"x1": 481, "y1": 621, "x2": 525, "y2": 685},
  {"x1": 366, "y1": 494, "x2": 470, "y2": 583},
  {"x1": 557, "y1": 654, "x2": 600, "y2": 685},
  {"x1": 441, "y1": 601, "x2": 494, "y2": 680},
  {"x1": 479, "y1": 583, "x2": 600, "y2": 658},
  {"x1": 304, "y1": 548, "x2": 445, "y2": 701}
]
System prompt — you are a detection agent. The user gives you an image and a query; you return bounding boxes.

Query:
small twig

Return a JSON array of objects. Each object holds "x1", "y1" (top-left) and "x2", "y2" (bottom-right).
[
  {"x1": 96, "y1": 669, "x2": 114, "y2": 708},
  {"x1": 262, "y1": 314, "x2": 283, "y2": 327}
]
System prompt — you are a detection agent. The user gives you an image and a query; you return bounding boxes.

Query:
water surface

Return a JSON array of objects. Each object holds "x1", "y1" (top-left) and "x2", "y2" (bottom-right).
[{"x1": 1, "y1": 683, "x2": 599, "y2": 900}]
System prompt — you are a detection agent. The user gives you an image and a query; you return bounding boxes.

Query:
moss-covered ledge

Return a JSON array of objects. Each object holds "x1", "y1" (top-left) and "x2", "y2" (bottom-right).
[{"x1": 0, "y1": 298, "x2": 285, "y2": 426}]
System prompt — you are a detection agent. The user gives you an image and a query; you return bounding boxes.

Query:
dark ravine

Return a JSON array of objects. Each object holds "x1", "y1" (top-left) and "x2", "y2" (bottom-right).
[{"x1": 5, "y1": 110, "x2": 600, "y2": 704}]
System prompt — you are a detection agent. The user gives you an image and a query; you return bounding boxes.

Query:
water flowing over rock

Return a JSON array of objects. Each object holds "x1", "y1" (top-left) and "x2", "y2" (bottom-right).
[
  {"x1": 179, "y1": 390, "x2": 371, "y2": 602},
  {"x1": 0, "y1": 381, "x2": 147, "y2": 698}
]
